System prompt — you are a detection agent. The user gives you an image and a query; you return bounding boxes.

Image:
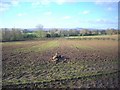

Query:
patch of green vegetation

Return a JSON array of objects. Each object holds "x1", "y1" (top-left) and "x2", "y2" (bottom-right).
[
  {"x1": 2, "y1": 42, "x2": 23, "y2": 46},
  {"x1": 15, "y1": 40, "x2": 59, "y2": 53},
  {"x1": 3, "y1": 60, "x2": 112, "y2": 85},
  {"x1": 111, "y1": 60, "x2": 118, "y2": 64}
]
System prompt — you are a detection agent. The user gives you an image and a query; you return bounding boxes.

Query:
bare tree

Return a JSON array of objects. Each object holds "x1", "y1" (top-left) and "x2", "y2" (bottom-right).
[{"x1": 36, "y1": 24, "x2": 44, "y2": 30}]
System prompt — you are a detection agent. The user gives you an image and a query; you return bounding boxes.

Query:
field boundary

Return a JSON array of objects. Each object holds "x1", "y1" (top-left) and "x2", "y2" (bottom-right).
[{"x1": 65, "y1": 35, "x2": 119, "y2": 41}]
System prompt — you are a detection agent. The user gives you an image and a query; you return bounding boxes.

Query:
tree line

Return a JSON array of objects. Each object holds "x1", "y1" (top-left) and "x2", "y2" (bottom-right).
[{"x1": 0, "y1": 28, "x2": 119, "y2": 42}]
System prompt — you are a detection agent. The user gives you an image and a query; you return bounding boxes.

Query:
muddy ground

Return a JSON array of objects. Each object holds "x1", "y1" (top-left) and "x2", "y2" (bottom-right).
[{"x1": 2, "y1": 39, "x2": 119, "y2": 88}]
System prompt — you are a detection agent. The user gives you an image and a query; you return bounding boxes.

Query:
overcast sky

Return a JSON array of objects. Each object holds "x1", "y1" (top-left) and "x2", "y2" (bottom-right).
[{"x1": 0, "y1": 0, "x2": 119, "y2": 29}]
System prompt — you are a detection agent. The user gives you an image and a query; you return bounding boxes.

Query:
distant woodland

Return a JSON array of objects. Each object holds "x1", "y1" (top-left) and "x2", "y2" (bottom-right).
[{"x1": 0, "y1": 28, "x2": 119, "y2": 42}]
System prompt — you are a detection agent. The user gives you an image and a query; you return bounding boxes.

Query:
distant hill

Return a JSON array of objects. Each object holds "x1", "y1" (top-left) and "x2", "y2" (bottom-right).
[{"x1": 23, "y1": 27, "x2": 117, "y2": 32}]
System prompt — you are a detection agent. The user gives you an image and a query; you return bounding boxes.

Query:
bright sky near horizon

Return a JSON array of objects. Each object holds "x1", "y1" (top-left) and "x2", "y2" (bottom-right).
[{"x1": 0, "y1": 0, "x2": 118, "y2": 29}]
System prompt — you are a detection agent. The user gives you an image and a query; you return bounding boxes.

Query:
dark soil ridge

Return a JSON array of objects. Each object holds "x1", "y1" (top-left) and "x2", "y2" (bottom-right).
[{"x1": 2, "y1": 70, "x2": 119, "y2": 88}]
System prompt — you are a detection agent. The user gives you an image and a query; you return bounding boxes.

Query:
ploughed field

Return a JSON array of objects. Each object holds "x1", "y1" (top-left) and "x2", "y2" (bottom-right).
[{"x1": 2, "y1": 38, "x2": 119, "y2": 88}]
